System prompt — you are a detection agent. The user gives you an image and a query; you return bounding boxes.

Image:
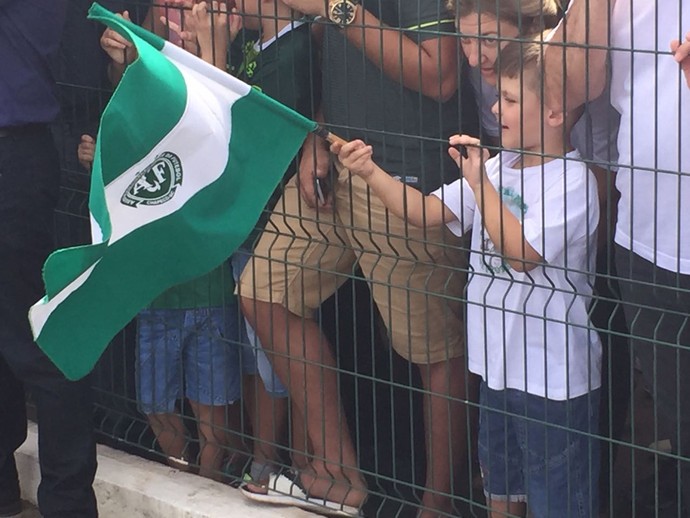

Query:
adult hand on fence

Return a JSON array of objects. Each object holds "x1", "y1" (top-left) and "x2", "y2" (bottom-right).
[
  {"x1": 100, "y1": 10, "x2": 137, "y2": 65},
  {"x1": 193, "y1": 1, "x2": 242, "y2": 45},
  {"x1": 223, "y1": 4, "x2": 243, "y2": 46},
  {"x1": 159, "y1": 0, "x2": 200, "y2": 54},
  {"x1": 671, "y1": 31, "x2": 690, "y2": 89}
]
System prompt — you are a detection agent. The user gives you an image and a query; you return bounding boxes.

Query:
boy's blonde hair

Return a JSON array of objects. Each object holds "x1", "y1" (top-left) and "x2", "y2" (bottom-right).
[
  {"x1": 447, "y1": 0, "x2": 563, "y2": 35},
  {"x1": 495, "y1": 38, "x2": 545, "y2": 97},
  {"x1": 496, "y1": 38, "x2": 584, "y2": 127}
]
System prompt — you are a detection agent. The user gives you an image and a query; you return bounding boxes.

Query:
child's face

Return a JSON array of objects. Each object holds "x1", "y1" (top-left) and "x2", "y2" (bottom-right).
[
  {"x1": 491, "y1": 75, "x2": 545, "y2": 151},
  {"x1": 457, "y1": 12, "x2": 519, "y2": 86}
]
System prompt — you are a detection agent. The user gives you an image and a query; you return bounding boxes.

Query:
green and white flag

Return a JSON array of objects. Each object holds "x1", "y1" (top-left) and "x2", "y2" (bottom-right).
[{"x1": 29, "y1": 3, "x2": 316, "y2": 380}]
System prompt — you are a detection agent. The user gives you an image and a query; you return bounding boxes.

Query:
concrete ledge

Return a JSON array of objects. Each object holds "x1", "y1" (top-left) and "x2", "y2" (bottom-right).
[{"x1": 16, "y1": 422, "x2": 315, "y2": 518}]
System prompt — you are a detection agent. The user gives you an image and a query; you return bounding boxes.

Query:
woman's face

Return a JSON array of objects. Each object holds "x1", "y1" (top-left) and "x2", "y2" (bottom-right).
[{"x1": 457, "y1": 12, "x2": 520, "y2": 86}]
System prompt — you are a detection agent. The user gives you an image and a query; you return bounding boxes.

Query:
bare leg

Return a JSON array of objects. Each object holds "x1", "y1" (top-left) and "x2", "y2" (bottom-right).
[
  {"x1": 241, "y1": 373, "x2": 258, "y2": 459},
  {"x1": 290, "y1": 400, "x2": 311, "y2": 471},
  {"x1": 241, "y1": 297, "x2": 366, "y2": 507},
  {"x1": 189, "y1": 401, "x2": 229, "y2": 480},
  {"x1": 418, "y1": 356, "x2": 474, "y2": 518},
  {"x1": 243, "y1": 373, "x2": 289, "y2": 492},
  {"x1": 147, "y1": 412, "x2": 190, "y2": 470},
  {"x1": 253, "y1": 379, "x2": 288, "y2": 470},
  {"x1": 488, "y1": 499, "x2": 526, "y2": 518},
  {"x1": 225, "y1": 397, "x2": 250, "y2": 463}
]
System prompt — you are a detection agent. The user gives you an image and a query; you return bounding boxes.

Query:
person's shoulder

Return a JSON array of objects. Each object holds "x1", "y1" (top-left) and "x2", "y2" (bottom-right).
[
  {"x1": 272, "y1": 23, "x2": 314, "y2": 61},
  {"x1": 543, "y1": 153, "x2": 598, "y2": 213},
  {"x1": 541, "y1": 150, "x2": 586, "y2": 176},
  {"x1": 273, "y1": 21, "x2": 312, "y2": 46},
  {"x1": 562, "y1": 151, "x2": 594, "y2": 184}
]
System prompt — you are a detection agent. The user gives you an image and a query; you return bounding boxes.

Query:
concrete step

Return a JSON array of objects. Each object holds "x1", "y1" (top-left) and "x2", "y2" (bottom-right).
[{"x1": 16, "y1": 422, "x2": 317, "y2": 518}]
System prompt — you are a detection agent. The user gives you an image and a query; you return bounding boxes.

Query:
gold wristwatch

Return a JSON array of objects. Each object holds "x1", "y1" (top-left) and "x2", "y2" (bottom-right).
[{"x1": 327, "y1": 0, "x2": 359, "y2": 27}]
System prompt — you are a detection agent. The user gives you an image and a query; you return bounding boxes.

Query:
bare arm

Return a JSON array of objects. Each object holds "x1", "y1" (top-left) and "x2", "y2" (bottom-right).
[
  {"x1": 451, "y1": 135, "x2": 542, "y2": 272},
  {"x1": 333, "y1": 140, "x2": 454, "y2": 227},
  {"x1": 282, "y1": 0, "x2": 458, "y2": 101},
  {"x1": 472, "y1": 177, "x2": 542, "y2": 272},
  {"x1": 544, "y1": 0, "x2": 613, "y2": 111},
  {"x1": 341, "y1": 9, "x2": 459, "y2": 102}
]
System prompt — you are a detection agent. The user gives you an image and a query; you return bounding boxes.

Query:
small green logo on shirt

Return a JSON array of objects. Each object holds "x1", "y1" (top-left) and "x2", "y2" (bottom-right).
[
  {"x1": 121, "y1": 152, "x2": 183, "y2": 208},
  {"x1": 500, "y1": 187, "x2": 528, "y2": 218},
  {"x1": 239, "y1": 41, "x2": 260, "y2": 79}
]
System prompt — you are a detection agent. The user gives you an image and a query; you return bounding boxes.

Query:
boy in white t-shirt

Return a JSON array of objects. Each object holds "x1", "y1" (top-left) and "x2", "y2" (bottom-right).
[{"x1": 333, "y1": 40, "x2": 601, "y2": 518}]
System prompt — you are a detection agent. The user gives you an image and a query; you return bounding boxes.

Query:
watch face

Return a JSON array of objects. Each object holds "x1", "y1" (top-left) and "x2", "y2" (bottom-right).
[{"x1": 330, "y1": 0, "x2": 357, "y2": 26}]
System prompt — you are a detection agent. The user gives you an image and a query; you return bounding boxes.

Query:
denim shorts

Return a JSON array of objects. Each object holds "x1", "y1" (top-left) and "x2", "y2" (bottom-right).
[
  {"x1": 478, "y1": 382, "x2": 600, "y2": 518},
  {"x1": 231, "y1": 249, "x2": 288, "y2": 398},
  {"x1": 136, "y1": 305, "x2": 246, "y2": 414}
]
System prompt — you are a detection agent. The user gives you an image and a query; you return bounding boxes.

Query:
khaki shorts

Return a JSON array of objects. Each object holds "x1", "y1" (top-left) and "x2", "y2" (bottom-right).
[{"x1": 239, "y1": 163, "x2": 468, "y2": 365}]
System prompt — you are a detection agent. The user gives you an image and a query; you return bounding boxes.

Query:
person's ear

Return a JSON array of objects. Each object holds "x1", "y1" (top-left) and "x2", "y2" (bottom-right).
[{"x1": 545, "y1": 107, "x2": 565, "y2": 128}]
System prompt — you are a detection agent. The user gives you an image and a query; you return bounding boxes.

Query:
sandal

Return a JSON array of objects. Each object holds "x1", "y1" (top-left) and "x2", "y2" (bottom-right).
[
  {"x1": 240, "y1": 471, "x2": 365, "y2": 517},
  {"x1": 240, "y1": 470, "x2": 310, "y2": 505}
]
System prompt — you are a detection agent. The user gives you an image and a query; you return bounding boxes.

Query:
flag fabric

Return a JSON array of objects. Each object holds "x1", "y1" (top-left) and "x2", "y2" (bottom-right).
[{"x1": 29, "y1": 2, "x2": 317, "y2": 380}]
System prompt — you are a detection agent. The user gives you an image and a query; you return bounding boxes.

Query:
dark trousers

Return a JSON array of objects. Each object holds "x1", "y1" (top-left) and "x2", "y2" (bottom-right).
[
  {"x1": 616, "y1": 244, "x2": 690, "y2": 517},
  {"x1": 592, "y1": 246, "x2": 631, "y2": 510},
  {"x1": 0, "y1": 127, "x2": 97, "y2": 518}
]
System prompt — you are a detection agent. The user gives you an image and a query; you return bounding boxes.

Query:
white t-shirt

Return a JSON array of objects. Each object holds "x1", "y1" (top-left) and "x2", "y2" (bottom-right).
[
  {"x1": 611, "y1": 1, "x2": 690, "y2": 273},
  {"x1": 431, "y1": 151, "x2": 601, "y2": 400}
]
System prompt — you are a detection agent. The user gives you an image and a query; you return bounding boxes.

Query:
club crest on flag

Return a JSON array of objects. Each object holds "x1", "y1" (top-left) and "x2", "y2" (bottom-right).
[{"x1": 121, "y1": 151, "x2": 183, "y2": 207}]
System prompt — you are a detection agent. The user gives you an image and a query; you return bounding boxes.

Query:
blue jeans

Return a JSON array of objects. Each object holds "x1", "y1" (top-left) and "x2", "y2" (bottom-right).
[
  {"x1": 0, "y1": 126, "x2": 97, "y2": 517},
  {"x1": 230, "y1": 249, "x2": 288, "y2": 398},
  {"x1": 136, "y1": 306, "x2": 245, "y2": 413},
  {"x1": 478, "y1": 382, "x2": 600, "y2": 518}
]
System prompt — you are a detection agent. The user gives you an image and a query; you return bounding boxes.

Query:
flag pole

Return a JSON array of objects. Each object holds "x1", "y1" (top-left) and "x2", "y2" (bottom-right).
[{"x1": 313, "y1": 124, "x2": 347, "y2": 146}]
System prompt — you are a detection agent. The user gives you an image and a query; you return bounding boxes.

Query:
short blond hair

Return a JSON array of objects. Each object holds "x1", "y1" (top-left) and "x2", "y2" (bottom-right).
[
  {"x1": 447, "y1": 0, "x2": 563, "y2": 35},
  {"x1": 495, "y1": 38, "x2": 545, "y2": 97},
  {"x1": 495, "y1": 37, "x2": 584, "y2": 130}
]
